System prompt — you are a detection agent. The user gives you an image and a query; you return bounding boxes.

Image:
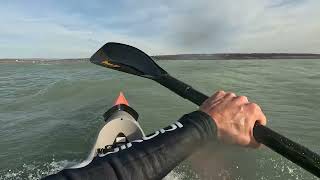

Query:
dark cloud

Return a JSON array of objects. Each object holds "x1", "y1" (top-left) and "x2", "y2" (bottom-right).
[{"x1": 169, "y1": 13, "x2": 238, "y2": 52}]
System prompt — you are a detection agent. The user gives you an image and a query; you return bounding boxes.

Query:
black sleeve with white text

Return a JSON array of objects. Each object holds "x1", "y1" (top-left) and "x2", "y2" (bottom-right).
[{"x1": 42, "y1": 111, "x2": 217, "y2": 180}]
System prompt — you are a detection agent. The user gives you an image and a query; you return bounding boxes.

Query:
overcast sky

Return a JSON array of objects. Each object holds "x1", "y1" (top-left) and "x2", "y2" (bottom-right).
[{"x1": 0, "y1": 0, "x2": 319, "y2": 58}]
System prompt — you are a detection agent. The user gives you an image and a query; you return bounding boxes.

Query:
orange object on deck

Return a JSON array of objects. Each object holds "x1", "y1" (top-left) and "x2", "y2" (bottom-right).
[{"x1": 114, "y1": 91, "x2": 129, "y2": 106}]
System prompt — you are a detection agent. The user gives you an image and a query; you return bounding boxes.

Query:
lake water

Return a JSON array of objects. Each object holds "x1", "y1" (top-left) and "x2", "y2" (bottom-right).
[{"x1": 0, "y1": 60, "x2": 319, "y2": 179}]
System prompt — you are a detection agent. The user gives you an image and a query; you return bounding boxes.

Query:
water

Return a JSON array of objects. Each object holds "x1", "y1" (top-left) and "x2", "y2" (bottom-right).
[{"x1": 0, "y1": 60, "x2": 319, "y2": 180}]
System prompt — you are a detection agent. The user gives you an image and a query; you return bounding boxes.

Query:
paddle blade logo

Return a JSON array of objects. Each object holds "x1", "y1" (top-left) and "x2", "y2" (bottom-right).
[{"x1": 101, "y1": 60, "x2": 120, "y2": 68}]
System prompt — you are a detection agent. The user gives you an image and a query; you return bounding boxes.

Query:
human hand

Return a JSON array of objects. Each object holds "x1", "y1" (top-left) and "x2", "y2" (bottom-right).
[{"x1": 200, "y1": 91, "x2": 267, "y2": 148}]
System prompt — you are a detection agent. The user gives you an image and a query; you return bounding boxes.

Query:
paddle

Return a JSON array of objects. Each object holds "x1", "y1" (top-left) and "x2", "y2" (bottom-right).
[{"x1": 90, "y1": 42, "x2": 320, "y2": 177}]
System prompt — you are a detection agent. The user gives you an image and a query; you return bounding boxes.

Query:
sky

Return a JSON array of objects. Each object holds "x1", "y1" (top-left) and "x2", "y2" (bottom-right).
[{"x1": 0, "y1": 0, "x2": 319, "y2": 58}]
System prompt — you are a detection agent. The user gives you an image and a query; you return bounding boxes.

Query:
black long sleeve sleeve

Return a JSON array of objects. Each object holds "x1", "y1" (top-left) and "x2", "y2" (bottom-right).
[{"x1": 42, "y1": 111, "x2": 217, "y2": 180}]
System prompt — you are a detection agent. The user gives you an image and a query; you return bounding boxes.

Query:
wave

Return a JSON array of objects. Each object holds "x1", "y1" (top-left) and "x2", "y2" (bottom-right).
[
  {"x1": 0, "y1": 159, "x2": 186, "y2": 180},
  {"x1": 0, "y1": 159, "x2": 72, "y2": 180}
]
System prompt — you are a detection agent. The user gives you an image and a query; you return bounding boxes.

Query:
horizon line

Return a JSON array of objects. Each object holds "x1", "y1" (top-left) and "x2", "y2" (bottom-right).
[{"x1": 1, "y1": 52, "x2": 320, "y2": 60}]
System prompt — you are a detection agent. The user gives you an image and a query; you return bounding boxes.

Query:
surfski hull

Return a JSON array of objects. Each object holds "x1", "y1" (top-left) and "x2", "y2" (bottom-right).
[{"x1": 71, "y1": 92, "x2": 145, "y2": 168}]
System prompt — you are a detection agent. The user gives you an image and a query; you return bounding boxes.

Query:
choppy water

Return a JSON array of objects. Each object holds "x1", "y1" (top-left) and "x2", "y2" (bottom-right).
[{"x1": 0, "y1": 60, "x2": 319, "y2": 180}]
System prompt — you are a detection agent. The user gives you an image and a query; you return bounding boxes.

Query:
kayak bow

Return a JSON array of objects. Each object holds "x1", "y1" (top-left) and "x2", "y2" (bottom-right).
[{"x1": 71, "y1": 92, "x2": 145, "y2": 168}]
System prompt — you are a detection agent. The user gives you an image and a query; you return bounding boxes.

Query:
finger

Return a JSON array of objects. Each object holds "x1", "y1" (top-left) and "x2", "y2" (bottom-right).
[
  {"x1": 249, "y1": 111, "x2": 267, "y2": 148},
  {"x1": 244, "y1": 103, "x2": 267, "y2": 127},
  {"x1": 204, "y1": 90, "x2": 226, "y2": 107},
  {"x1": 247, "y1": 123, "x2": 261, "y2": 148},
  {"x1": 222, "y1": 92, "x2": 236, "y2": 101},
  {"x1": 233, "y1": 119, "x2": 260, "y2": 148},
  {"x1": 244, "y1": 103, "x2": 261, "y2": 114},
  {"x1": 211, "y1": 90, "x2": 226, "y2": 101},
  {"x1": 243, "y1": 103, "x2": 262, "y2": 146},
  {"x1": 200, "y1": 91, "x2": 225, "y2": 111},
  {"x1": 255, "y1": 111, "x2": 267, "y2": 126},
  {"x1": 232, "y1": 96, "x2": 249, "y2": 105},
  {"x1": 246, "y1": 104, "x2": 267, "y2": 148},
  {"x1": 209, "y1": 98, "x2": 224, "y2": 109},
  {"x1": 245, "y1": 103, "x2": 267, "y2": 126}
]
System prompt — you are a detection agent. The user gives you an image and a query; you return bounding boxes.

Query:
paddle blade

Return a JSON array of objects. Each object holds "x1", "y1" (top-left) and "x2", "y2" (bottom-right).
[{"x1": 90, "y1": 42, "x2": 167, "y2": 79}]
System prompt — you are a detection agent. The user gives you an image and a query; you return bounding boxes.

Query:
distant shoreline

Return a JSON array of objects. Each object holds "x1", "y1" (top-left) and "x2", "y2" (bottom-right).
[
  {"x1": 153, "y1": 53, "x2": 320, "y2": 60},
  {"x1": 0, "y1": 59, "x2": 89, "y2": 64},
  {"x1": 1, "y1": 53, "x2": 320, "y2": 64}
]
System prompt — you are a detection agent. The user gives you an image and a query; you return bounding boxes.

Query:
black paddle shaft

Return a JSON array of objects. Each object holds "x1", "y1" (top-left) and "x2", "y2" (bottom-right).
[{"x1": 156, "y1": 74, "x2": 320, "y2": 177}]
